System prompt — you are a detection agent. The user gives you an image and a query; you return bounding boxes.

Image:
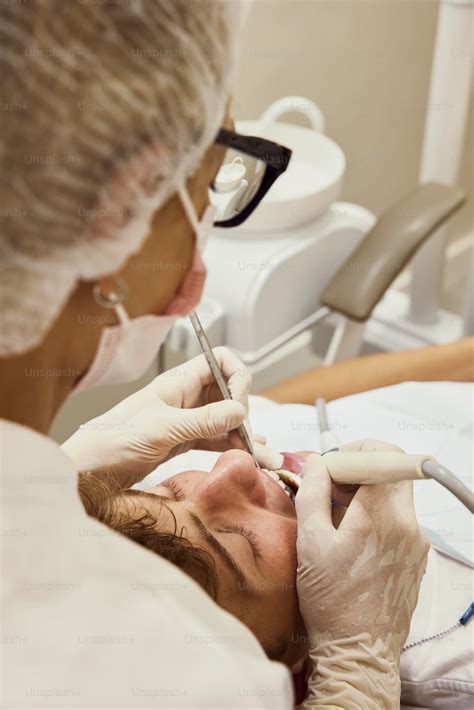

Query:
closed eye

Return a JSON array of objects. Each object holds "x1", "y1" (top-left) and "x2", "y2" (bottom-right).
[
  {"x1": 218, "y1": 525, "x2": 262, "y2": 562},
  {"x1": 161, "y1": 481, "x2": 262, "y2": 564},
  {"x1": 161, "y1": 479, "x2": 184, "y2": 501}
]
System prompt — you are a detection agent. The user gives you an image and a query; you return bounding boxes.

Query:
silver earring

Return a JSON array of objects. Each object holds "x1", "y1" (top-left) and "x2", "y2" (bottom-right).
[{"x1": 93, "y1": 277, "x2": 128, "y2": 309}]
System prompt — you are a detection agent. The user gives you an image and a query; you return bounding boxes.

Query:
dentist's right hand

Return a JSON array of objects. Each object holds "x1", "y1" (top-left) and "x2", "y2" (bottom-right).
[
  {"x1": 296, "y1": 442, "x2": 429, "y2": 709},
  {"x1": 63, "y1": 348, "x2": 257, "y2": 490}
]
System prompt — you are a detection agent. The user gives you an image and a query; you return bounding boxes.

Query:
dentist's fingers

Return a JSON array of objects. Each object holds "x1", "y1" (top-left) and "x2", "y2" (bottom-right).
[
  {"x1": 148, "y1": 346, "x2": 251, "y2": 409},
  {"x1": 206, "y1": 346, "x2": 252, "y2": 407},
  {"x1": 335, "y1": 438, "x2": 408, "y2": 531},
  {"x1": 163, "y1": 399, "x2": 247, "y2": 444},
  {"x1": 253, "y1": 441, "x2": 284, "y2": 470},
  {"x1": 337, "y1": 481, "x2": 393, "y2": 534},
  {"x1": 216, "y1": 349, "x2": 252, "y2": 406},
  {"x1": 295, "y1": 454, "x2": 333, "y2": 529},
  {"x1": 338, "y1": 478, "x2": 417, "y2": 540}
]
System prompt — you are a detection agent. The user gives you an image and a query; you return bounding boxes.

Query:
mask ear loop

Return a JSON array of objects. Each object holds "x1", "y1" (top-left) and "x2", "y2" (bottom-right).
[
  {"x1": 93, "y1": 276, "x2": 129, "y2": 325},
  {"x1": 178, "y1": 185, "x2": 208, "y2": 251}
]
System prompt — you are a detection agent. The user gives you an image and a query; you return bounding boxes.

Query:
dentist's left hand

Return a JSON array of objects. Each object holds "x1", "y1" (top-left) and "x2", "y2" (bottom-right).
[{"x1": 62, "y1": 347, "x2": 253, "y2": 488}]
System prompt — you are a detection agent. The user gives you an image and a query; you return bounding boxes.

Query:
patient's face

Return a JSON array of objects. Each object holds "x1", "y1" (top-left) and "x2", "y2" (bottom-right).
[{"x1": 137, "y1": 450, "x2": 306, "y2": 666}]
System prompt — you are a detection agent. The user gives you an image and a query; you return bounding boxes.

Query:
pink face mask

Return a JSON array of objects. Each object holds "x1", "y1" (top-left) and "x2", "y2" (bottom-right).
[{"x1": 74, "y1": 189, "x2": 214, "y2": 393}]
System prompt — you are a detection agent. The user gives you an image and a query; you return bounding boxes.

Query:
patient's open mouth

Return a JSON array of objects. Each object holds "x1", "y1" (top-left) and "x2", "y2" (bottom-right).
[
  {"x1": 276, "y1": 469, "x2": 300, "y2": 499},
  {"x1": 262, "y1": 468, "x2": 300, "y2": 503}
]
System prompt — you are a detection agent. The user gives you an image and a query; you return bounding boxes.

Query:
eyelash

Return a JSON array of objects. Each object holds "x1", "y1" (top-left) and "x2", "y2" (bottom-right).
[
  {"x1": 222, "y1": 525, "x2": 262, "y2": 559},
  {"x1": 161, "y1": 479, "x2": 184, "y2": 501},
  {"x1": 161, "y1": 481, "x2": 262, "y2": 560}
]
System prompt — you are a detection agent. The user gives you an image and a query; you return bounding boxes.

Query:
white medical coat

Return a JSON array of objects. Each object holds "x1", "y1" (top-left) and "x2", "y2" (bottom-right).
[{"x1": 1, "y1": 420, "x2": 293, "y2": 708}]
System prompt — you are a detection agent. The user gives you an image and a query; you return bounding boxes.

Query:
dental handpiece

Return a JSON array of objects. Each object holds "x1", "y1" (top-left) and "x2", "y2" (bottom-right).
[
  {"x1": 278, "y1": 452, "x2": 474, "y2": 513},
  {"x1": 189, "y1": 311, "x2": 260, "y2": 468}
]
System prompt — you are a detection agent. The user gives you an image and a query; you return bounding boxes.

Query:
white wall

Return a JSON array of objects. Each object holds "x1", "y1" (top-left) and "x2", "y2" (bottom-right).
[{"x1": 233, "y1": 0, "x2": 472, "y2": 239}]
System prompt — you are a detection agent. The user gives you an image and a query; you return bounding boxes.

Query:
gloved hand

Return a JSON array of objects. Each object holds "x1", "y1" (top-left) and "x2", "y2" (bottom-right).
[
  {"x1": 63, "y1": 347, "x2": 269, "y2": 488},
  {"x1": 296, "y1": 440, "x2": 429, "y2": 709}
]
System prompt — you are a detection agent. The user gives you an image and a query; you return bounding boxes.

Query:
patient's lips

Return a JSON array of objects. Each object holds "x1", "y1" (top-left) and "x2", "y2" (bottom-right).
[{"x1": 281, "y1": 452, "x2": 306, "y2": 474}]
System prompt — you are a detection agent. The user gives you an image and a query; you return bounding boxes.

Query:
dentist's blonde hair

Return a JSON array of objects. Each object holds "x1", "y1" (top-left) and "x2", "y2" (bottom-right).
[{"x1": 0, "y1": 0, "x2": 241, "y2": 356}]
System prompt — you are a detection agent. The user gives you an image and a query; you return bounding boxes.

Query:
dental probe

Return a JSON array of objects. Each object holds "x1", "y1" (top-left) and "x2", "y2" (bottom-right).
[{"x1": 189, "y1": 311, "x2": 260, "y2": 468}]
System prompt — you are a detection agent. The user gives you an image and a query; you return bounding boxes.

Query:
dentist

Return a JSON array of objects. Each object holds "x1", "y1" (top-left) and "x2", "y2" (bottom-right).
[{"x1": 0, "y1": 1, "x2": 428, "y2": 707}]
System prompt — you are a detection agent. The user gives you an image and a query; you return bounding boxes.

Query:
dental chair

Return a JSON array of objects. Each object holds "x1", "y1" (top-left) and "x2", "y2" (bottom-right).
[{"x1": 318, "y1": 182, "x2": 466, "y2": 364}]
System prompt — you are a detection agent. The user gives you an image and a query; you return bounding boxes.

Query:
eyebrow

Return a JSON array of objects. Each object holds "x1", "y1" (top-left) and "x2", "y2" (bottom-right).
[{"x1": 188, "y1": 511, "x2": 255, "y2": 596}]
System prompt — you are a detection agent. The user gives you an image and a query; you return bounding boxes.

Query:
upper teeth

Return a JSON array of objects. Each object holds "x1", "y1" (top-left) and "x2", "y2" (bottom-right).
[
  {"x1": 264, "y1": 469, "x2": 280, "y2": 482},
  {"x1": 262, "y1": 468, "x2": 293, "y2": 497}
]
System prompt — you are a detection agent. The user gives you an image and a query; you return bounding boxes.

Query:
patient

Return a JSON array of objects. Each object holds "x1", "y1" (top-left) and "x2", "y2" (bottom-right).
[
  {"x1": 79, "y1": 442, "x2": 473, "y2": 707},
  {"x1": 79, "y1": 449, "x2": 312, "y2": 667},
  {"x1": 79, "y1": 343, "x2": 474, "y2": 705}
]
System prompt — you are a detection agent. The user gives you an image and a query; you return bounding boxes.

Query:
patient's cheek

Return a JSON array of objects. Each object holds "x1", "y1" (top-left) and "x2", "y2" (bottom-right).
[{"x1": 264, "y1": 526, "x2": 298, "y2": 573}]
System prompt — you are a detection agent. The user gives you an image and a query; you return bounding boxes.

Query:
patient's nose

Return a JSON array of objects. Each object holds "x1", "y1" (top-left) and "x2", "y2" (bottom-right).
[{"x1": 191, "y1": 449, "x2": 266, "y2": 511}]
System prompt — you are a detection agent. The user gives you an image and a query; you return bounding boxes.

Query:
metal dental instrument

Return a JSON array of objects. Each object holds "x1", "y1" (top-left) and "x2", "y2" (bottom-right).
[{"x1": 189, "y1": 311, "x2": 260, "y2": 469}]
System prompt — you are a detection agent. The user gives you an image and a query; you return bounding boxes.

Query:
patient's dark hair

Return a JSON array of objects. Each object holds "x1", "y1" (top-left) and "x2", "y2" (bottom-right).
[{"x1": 78, "y1": 473, "x2": 219, "y2": 600}]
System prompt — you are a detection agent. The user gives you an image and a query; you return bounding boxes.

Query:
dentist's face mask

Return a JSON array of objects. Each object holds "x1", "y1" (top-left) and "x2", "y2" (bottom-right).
[{"x1": 74, "y1": 187, "x2": 214, "y2": 393}]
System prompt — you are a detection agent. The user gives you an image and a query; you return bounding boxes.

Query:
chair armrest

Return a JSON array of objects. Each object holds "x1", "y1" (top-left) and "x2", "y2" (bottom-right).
[{"x1": 320, "y1": 182, "x2": 466, "y2": 321}]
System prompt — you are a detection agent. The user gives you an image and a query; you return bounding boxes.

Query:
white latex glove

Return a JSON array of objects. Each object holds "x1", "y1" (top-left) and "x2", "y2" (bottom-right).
[
  {"x1": 296, "y1": 440, "x2": 429, "y2": 709},
  {"x1": 63, "y1": 347, "x2": 274, "y2": 488}
]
